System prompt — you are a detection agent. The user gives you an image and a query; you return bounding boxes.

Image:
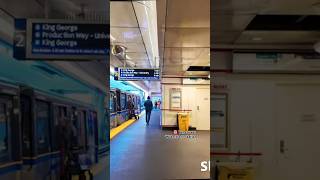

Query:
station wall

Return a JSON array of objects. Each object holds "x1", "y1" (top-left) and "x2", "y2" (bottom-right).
[
  {"x1": 212, "y1": 73, "x2": 320, "y2": 180},
  {"x1": 161, "y1": 78, "x2": 210, "y2": 130}
]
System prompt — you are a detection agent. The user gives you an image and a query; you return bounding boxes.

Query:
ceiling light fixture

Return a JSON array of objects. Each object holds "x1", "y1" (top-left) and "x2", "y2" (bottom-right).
[
  {"x1": 314, "y1": 41, "x2": 320, "y2": 53},
  {"x1": 110, "y1": 34, "x2": 116, "y2": 41},
  {"x1": 252, "y1": 37, "x2": 262, "y2": 41},
  {"x1": 110, "y1": 66, "x2": 115, "y2": 75}
]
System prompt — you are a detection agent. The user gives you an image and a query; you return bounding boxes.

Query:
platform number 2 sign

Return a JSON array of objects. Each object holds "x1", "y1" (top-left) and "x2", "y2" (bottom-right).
[{"x1": 14, "y1": 32, "x2": 26, "y2": 48}]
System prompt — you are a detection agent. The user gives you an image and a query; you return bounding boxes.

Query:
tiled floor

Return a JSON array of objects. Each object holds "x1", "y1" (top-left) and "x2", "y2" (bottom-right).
[{"x1": 110, "y1": 110, "x2": 210, "y2": 180}]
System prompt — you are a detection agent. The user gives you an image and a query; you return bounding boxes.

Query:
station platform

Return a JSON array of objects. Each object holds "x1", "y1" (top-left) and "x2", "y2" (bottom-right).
[{"x1": 110, "y1": 110, "x2": 210, "y2": 180}]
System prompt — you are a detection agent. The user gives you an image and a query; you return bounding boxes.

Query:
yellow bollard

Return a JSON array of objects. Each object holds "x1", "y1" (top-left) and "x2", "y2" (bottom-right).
[{"x1": 218, "y1": 166, "x2": 254, "y2": 180}]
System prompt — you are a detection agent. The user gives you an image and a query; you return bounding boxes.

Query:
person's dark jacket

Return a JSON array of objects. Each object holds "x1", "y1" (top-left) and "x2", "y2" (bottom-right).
[{"x1": 144, "y1": 99, "x2": 153, "y2": 111}]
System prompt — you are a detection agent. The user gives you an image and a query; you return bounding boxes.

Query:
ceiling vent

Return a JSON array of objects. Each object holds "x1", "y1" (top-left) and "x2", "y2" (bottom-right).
[
  {"x1": 246, "y1": 15, "x2": 320, "y2": 31},
  {"x1": 186, "y1": 66, "x2": 210, "y2": 71}
]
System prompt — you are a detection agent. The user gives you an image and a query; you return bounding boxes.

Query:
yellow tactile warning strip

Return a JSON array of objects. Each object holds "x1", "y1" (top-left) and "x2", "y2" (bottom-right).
[
  {"x1": 110, "y1": 119, "x2": 135, "y2": 140},
  {"x1": 110, "y1": 111, "x2": 145, "y2": 140}
]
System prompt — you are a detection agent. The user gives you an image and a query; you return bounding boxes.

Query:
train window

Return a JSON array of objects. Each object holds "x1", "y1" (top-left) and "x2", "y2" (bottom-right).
[
  {"x1": 133, "y1": 96, "x2": 136, "y2": 108},
  {"x1": 52, "y1": 105, "x2": 67, "y2": 151},
  {"x1": 21, "y1": 95, "x2": 32, "y2": 156},
  {"x1": 110, "y1": 92, "x2": 116, "y2": 113},
  {"x1": 0, "y1": 101, "x2": 8, "y2": 162},
  {"x1": 35, "y1": 100, "x2": 50, "y2": 154},
  {"x1": 116, "y1": 91, "x2": 121, "y2": 111},
  {"x1": 120, "y1": 93, "x2": 126, "y2": 110},
  {"x1": 100, "y1": 109, "x2": 108, "y2": 145},
  {"x1": 88, "y1": 111, "x2": 98, "y2": 163},
  {"x1": 76, "y1": 110, "x2": 86, "y2": 149}
]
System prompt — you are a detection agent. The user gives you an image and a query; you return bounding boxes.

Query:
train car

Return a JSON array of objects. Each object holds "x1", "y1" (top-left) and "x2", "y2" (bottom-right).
[
  {"x1": 110, "y1": 90, "x2": 117, "y2": 129},
  {"x1": 132, "y1": 94, "x2": 141, "y2": 117},
  {"x1": 114, "y1": 89, "x2": 127, "y2": 126},
  {"x1": 109, "y1": 89, "x2": 144, "y2": 129},
  {"x1": 0, "y1": 40, "x2": 108, "y2": 180},
  {"x1": 136, "y1": 95, "x2": 141, "y2": 113}
]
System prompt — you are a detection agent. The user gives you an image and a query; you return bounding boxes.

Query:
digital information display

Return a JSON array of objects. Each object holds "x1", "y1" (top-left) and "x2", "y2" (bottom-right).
[
  {"x1": 14, "y1": 19, "x2": 109, "y2": 60},
  {"x1": 114, "y1": 67, "x2": 160, "y2": 81}
]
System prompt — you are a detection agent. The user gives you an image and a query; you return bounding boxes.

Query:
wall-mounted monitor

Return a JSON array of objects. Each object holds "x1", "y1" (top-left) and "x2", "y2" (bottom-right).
[
  {"x1": 114, "y1": 67, "x2": 160, "y2": 81},
  {"x1": 14, "y1": 18, "x2": 109, "y2": 60}
]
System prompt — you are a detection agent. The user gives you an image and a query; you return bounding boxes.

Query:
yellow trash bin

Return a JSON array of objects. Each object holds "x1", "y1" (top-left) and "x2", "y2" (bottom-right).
[
  {"x1": 218, "y1": 166, "x2": 254, "y2": 180},
  {"x1": 177, "y1": 112, "x2": 190, "y2": 131}
]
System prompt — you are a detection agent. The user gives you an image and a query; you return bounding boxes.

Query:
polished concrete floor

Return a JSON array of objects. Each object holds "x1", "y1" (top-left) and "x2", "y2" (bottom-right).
[{"x1": 110, "y1": 110, "x2": 210, "y2": 180}]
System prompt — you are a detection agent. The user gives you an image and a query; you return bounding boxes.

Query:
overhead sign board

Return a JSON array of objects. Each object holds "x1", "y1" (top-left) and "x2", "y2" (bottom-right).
[
  {"x1": 14, "y1": 19, "x2": 109, "y2": 60},
  {"x1": 233, "y1": 53, "x2": 320, "y2": 73},
  {"x1": 256, "y1": 53, "x2": 279, "y2": 60},
  {"x1": 114, "y1": 67, "x2": 160, "y2": 81}
]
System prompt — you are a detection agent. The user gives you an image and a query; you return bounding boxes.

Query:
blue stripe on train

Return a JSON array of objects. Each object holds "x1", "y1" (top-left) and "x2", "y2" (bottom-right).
[
  {"x1": 23, "y1": 153, "x2": 60, "y2": 165},
  {"x1": 0, "y1": 163, "x2": 22, "y2": 175},
  {"x1": 111, "y1": 113, "x2": 117, "y2": 117}
]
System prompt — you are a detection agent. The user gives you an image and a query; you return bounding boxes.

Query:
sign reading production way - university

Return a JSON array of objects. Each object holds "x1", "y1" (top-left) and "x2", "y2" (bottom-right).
[
  {"x1": 14, "y1": 19, "x2": 109, "y2": 60},
  {"x1": 114, "y1": 67, "x2": 160, "y2": 81}
]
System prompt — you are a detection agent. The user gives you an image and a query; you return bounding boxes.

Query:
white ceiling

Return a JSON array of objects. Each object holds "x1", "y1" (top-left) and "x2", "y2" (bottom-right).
[
  {"x1": 158, "y1": 0, "x2": 210, "y2": 76},
  {"x1": 110, "y1": 1, "x2": 161, "y2": 92},
  {"x1": 211, "y1": 0, "x2": 320, "y2": 50},
  {"x1": 0, "y1": 0, "x2": 108, "y2": 22},
  {"x1": 110, "y1": 1, "x2": 151, "y2": 68}
]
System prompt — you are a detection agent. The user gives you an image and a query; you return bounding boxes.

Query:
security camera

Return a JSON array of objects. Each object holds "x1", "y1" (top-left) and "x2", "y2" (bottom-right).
[{"x1": 112, "y1": 45, "x2": 127, "y2": 60}]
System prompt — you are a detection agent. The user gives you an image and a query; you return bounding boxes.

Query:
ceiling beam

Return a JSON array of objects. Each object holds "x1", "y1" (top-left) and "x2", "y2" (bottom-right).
[{"x1": 211, "y1": 43, "x2": 314, "y2": 51}]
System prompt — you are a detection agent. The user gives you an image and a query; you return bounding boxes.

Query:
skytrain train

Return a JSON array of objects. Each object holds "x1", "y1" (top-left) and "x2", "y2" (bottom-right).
[
  {"x1": 110, "y1": 88, "x2": 143, "y2": 129},
  {"x1": 0, "y1": 40, "x2": 108, "y2": 179}
]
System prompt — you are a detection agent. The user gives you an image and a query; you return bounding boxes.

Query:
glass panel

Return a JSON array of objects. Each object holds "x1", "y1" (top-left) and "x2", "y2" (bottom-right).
[
  {"x1": 36, "y1": 100, "x2": 50, "y2": 154},
  {"x1": 87, "y1": 111, "x2": 97, "y2": 163},
  {"x1": 77, "y1": 110, "x2": 86, "y2": 149},
  {"x1": 21, "y1": 96, "x2": 32, "y2": 156},
  {"x1": 110, "y1": 92, "x2": 116, "y2": 112},
  {"x1": 0, "y1": 102, "x2": 8, "y2": 160},
  {"x1": 120, "y1": 93, "x2": 126, "y2": 110},
  {"x1": 52, "y1": 106, "x2": 67, "y2": 151}
]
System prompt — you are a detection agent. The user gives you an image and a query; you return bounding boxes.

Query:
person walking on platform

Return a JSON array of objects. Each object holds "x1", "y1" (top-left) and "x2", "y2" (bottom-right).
[
  {"x1": 158, "y1": 99, "x2": 161, "y2": 109},
  {"x1": 144, "y1": 96, "x2": 153, "y2": 125},
  {"x1": 154, "y1": 101, "x2": 157, "y2": 109}
]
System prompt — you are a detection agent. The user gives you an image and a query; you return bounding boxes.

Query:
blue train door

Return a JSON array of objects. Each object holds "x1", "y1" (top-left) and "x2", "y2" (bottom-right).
[
  {"x1": 34, "y1": 100, "x2": 51, "y2": 180},
  {"x1": 0, "y1": 95, "x2": 13, "y2": 176},
  {"x1": 110, "y1": 91, "x2": 117, "y2": 128},
  {"x1": 75, "y1": 109, "x2": 87, "y2": 151},
  {"x1": 52, "y1": 105, "x2": 68, "y2": 179}
]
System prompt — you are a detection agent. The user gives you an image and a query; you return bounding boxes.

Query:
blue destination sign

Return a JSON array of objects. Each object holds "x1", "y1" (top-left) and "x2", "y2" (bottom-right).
[
  {"x1": 14, "y1": 19, "x2": 109, "y2": 60},
  {"x1": 114, "y1": 67, "x2": 160, "y2": 81}
]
